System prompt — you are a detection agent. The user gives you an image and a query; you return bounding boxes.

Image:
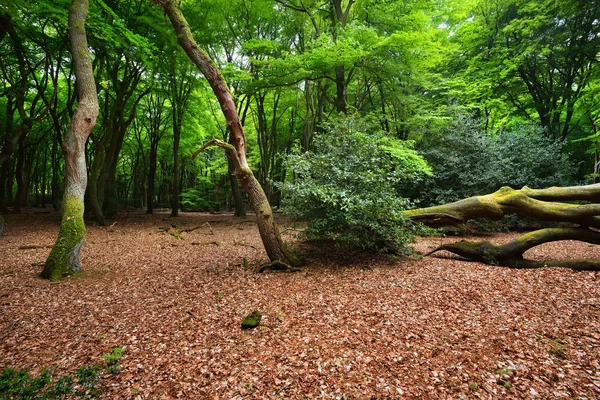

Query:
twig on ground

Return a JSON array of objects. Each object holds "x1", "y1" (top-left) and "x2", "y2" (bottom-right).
[
  {"x1": 203, "y1": 222, "x2": 214, "y2": 235},
  {"x1": 234, "y1": 238, "x2": 257, "y2": 249},
  {"x1": 20, "y1": 244, "x2": 53, "y2": 250}
]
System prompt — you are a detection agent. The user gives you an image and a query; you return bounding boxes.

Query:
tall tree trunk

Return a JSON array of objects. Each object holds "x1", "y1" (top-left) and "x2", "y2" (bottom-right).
[
  {"x1": 228, "y1": 157, "x2": 245, "y2": 216},
  {"x1": 146, "y1": 141, "x2": 157, "y2": 214},
  {"x1": 171, "y1": 122, "x2": 181, "y2": 217},
  {"x1": 156, "y1": 0, "x2": 298, "y2": 265},
  {"x1": 0, "y1": 162, "x2": 8, "y2": 213},
  {"x1": 40, "y1": 145, "x2": 48, "y2": 207},
  {"x1": 334, "y1": 65, "x2": 347, "y2": 114},
  {"x1": 42, "y1": 0, "x2": 98, "y2": 281},
  {"x1": 0, "y1": 94, "x2": 15, "y2": 215},
  {"x1": 51, "y1": 127, "x2": 60, "y2": 210},
  {"x1": 87, "y1": 142, "x2": 107, "y2": 225},
  {"x1": 13, "y1": 135, "x2": 25, "y2": 213},
  {"x1": 145, "y1": 93, "x2": 167, "y2": 214}
]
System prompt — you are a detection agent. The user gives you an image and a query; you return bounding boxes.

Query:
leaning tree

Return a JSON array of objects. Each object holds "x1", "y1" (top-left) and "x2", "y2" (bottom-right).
[
  {"x1": 41, "y1": 0, "x2": 99, "y2": 281},
  {"x1": 152, "y1": 0, "x2": 299, "y2": 267},
  {"x1": 406, "y1": 184, "x2": 600, "y2": 271}
]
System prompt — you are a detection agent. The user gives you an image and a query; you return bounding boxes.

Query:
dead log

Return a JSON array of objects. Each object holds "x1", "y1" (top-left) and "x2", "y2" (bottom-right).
[{"x1": 406, "y1": 184, "x2": 600, "y2": 271}]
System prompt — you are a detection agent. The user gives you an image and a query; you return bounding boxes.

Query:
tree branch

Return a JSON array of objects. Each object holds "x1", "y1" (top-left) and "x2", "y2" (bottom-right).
[{"x1": 426, "y1": 227, "x2": 600, "y2": 271}]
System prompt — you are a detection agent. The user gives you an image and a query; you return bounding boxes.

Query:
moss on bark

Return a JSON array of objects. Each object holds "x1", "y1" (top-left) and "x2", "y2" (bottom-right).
[
  {"x1": 41, "y1": 196, "x2": 86, "y2": 281},
  {"x1": 426, "y1": 227, "x2": 600, "y2": 271},
  {"x1": 409, "y1": 185, "x2": 600, "y2": 270},
  {"x1": 405, "y1": 185, "x2": 600, "y2": 228}
]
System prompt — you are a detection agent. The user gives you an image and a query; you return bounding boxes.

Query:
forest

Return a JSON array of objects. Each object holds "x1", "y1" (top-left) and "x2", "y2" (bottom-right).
[{"x1": 1, "y1": 0, "x2": 599, "y2": 398}]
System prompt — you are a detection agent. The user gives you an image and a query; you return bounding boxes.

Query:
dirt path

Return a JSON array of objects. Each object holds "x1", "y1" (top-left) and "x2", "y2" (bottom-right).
[{"x1": 1, "y1": 210, "x2": 599, "y2": 399}]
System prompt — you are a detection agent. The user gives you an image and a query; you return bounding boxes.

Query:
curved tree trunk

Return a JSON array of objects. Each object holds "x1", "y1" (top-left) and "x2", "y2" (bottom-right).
[
  {"x1": 406, "y1": 184, "x2": 600, "y2": 271},
  {"x1": 155, "y1": 0, "x2": 298, "y2": 266},
  {"x1": 426, "y1": 228, "x2": 600, "y2": 271},
  {"x1": 41, "y1": 0, "x2": 98, "y2": 281}
]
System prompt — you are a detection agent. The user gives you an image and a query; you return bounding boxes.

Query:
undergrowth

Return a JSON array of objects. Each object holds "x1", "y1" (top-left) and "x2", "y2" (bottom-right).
[{"x1": 0, "y1": 347, "x2": 123, "y2": 399}]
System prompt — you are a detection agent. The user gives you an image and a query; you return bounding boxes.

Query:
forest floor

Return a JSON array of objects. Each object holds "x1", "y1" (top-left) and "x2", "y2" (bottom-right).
[{"x1": 0, "y1": 209, "x2": 599, "y2": 399}]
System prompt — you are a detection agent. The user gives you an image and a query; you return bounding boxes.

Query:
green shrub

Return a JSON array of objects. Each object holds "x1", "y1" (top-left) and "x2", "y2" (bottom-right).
[
  {"x1": 408, "y1": 116, "x2": 577, "y2": 206},
  {"x1": 278, "y1": 114, "x2": 431, "y2": 253},
  {"x1": 180, "y1": 188, "x2": 216, "y2": 210}
]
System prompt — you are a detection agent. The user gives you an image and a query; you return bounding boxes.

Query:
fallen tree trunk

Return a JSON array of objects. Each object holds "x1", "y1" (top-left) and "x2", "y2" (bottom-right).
[
  {"x1": 406, "y1": 184, "x2": 600, "y2": 271},
  {"x1": 426, "y1": 227, "x2": 600, "y2": 271},
  {"x1": 405, "y1": 184, "x2": 600, "y2": 228}
]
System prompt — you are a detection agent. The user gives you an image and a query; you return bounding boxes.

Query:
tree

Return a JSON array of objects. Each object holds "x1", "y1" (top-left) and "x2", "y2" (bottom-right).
[
  {"x1": 144, "y1": 92, "x2": 169, "y2": 214},
  {"x1": 86, "y1": 0, "x2": 154, "y2": 224},
  {"x1": 153, "y1": 0, "x2": 299, "y2": 266},
  {"x1": 0, "y1": 0, "x2": 69, "y2": 218},
  {"x1": 166, "y1": 61, "x2": 195, "y2": 217},
  {"x1": 41, "y1": 0, "x2": 98, "y2": 280},
  {"x1": 406, "y1": 184, "x2": 600, "y2": 270},
  {"x1": 455, "y1": 0, "x2": 600, "y2": 141}
]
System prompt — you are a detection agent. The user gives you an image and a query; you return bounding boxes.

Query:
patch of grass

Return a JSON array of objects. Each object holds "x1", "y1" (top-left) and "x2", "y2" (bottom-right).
[
  {"x1": 102, "y1": 347, "x2": 123, "y2": 374},
  {"x1": 0, "y1": 348, "x2": 124, "y2": 399},
  {"x1": 495, "y1": 367, "x2": 513, "y2": 376},
  {"x1": 548, "y1": 339, "x2": 567, "y2": 359},
  {"x1": 537, "y1": 334, "x2": 568, "y2": 359}
]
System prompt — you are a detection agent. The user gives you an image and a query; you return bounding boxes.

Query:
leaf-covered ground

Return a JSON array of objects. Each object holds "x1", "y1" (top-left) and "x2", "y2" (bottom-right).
[{"x1": 1, "y1": 210, "x2": 599, "y2": 399}]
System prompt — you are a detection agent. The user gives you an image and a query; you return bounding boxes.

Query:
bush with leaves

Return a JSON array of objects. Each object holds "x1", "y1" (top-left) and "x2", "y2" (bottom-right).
[
  {"x1": 278, "y1": 114, "x2": 430, "y2": 253},
  {"x1": 408, "y1": 116, "x2": 577, "y2": 207}
]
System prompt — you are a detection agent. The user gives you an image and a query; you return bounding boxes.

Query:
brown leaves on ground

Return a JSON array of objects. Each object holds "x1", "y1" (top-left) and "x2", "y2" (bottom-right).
[{"x1": 1, "y1": 209, "x2": 599, "y2": 399}]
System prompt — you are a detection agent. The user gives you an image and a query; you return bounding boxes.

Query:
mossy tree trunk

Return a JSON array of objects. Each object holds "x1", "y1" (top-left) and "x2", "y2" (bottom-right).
[
  {"x1": 405, "y1": 184, "x2": 600, "y2": 228},
  {"x1": 155, "y1": 0, "x2": 298, "y2": 266},
  {"x1": 406, "y1": 185, "x2": 600, "y2": 271},
  {"x1": 41, "y1": 0, "x2": 98, "y2": 281}
]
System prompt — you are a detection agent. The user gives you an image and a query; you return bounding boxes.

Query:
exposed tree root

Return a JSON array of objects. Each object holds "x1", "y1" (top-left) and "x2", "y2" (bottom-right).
[
  {"x1": 426, "y1": 227, "x2": 600, "y2": 271},
  {"x1": 257, "y1": 260, "x2": 301, "y2": 273}
]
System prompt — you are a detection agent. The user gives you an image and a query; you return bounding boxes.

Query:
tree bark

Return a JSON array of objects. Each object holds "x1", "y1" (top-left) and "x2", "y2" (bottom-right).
[
  {"x1": 171, "y1": 121, "x2": 181, "y2": 217},
  {"x1": 407, "y1": 184, "x2": 600, "y2": 271},
  {"x1": 192, "y1": 140, "x2": 298, "y2": 264},
  {"x1": 41, "y1": 0, "x2": 98, "y2": 281},
  {"x1": 155, "y1": 0, "x2": 298, "y2": 266},
  {"x1": 405, "y1": 185, "x2": 600, "y2": 229},
  {"x1": 426, "y1": 228, "x2": 600, "y2": 271}
]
